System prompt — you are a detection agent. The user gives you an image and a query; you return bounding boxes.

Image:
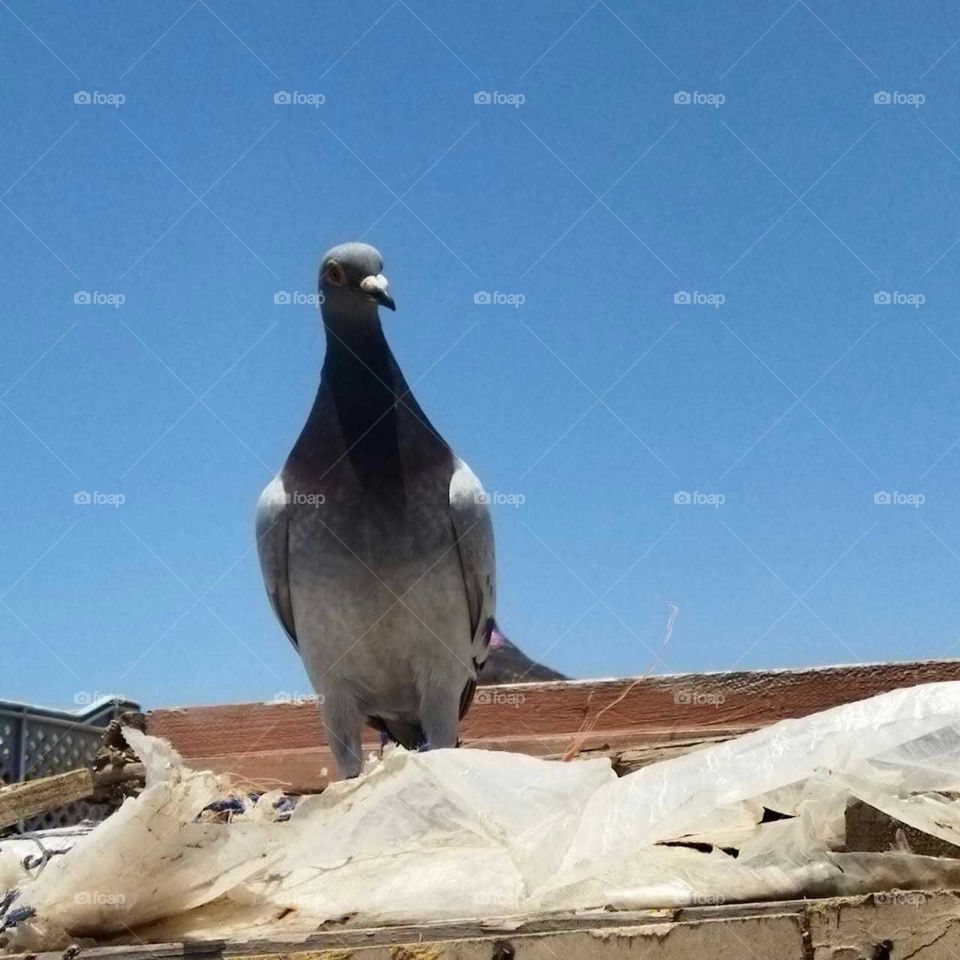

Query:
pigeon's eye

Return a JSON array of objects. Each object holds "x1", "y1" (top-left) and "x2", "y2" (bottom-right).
[{"x1": 325, "y1": 262, "x2": 346, "y2": 286}]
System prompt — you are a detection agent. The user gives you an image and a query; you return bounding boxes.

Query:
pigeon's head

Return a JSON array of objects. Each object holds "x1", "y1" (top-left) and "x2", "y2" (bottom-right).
[{"x1": 318, "y1": 242, "x2": 395, "y2": 318}]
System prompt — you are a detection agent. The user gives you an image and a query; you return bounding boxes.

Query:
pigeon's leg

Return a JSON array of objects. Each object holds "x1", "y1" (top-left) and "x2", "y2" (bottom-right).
[
  {"x1": 320, "y1": 689, "x2": 364, "y2": 778},
  {"x1": 418, "y1": 689, "x2": 460, "y2": 750}
]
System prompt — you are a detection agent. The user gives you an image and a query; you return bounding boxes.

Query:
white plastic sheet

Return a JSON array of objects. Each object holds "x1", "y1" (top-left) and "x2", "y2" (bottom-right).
[{"x1": 6, "y1": 681, "x2": 960, "y2": 950}]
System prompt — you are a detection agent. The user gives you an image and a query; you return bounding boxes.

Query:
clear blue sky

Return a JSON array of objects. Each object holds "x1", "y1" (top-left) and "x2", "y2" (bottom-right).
[{"x1": 4, "y1": 0, "x2": 960, "y2": 710}]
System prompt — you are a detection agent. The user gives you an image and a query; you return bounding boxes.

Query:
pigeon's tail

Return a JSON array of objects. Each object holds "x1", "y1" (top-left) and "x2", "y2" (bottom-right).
[
  {"x1": 366, "y1": 715, "x2": 427, "y2": 750},
  {"x1": 476, "y1": 624, "x2": 568, "y2": 684},
  {"x1": 488, "y1": 619, "x2": 507, "y2": 650}
]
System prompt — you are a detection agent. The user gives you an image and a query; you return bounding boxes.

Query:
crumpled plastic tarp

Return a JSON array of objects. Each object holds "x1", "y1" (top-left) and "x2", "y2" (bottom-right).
[{"x1": 6, "y1": 680, "x2": 960, "y2": 949}]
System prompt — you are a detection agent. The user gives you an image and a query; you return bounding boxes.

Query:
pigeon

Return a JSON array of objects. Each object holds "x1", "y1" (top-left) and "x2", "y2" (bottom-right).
[
  {"x1": 480, "y1": 626, "x2": 567, "y2": 685},
  {"x1": 256, "y1": 242, "x2": 496, "y2": 778}
]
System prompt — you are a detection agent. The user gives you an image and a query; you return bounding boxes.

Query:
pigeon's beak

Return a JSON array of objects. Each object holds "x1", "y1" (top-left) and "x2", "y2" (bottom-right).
[{"x1": 360, "y1": 273, "x2": 395, "y2": 311}]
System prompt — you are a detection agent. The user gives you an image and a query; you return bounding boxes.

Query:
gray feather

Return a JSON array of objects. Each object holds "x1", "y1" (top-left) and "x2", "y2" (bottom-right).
[
  {"x1": 449, "y1": 459, "x2": 495, "y2": 667},
  {"x1": 255, "y1": 476, "x2": 298, "y2": 650}
]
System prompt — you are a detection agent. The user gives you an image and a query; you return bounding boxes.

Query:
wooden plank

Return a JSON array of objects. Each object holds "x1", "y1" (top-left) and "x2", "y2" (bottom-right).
[
  {"x1": 148, "y1": 659, "x2": 960, "y2": 757},
  {"x1": 6, "y1": 894, "x2": 960, "y2": 960},
  {"x1": 0, "y1": 907, "x2": 808, "y2": 960},
  {"x1": 0, "y1": 767, "x2": 93, "y2": 829},
  {"x1": 144, "y1": 659, "x2": 960, "y2": 790},
  {"x1": 178, "y1": 727, "x2": 753, "y2": 793},
  {"x1": 0, "y1": 764, "x2": 146, "y2": 829},
  {"x1": 242, "y1": 914, "x2": 807, "y2": 959}
]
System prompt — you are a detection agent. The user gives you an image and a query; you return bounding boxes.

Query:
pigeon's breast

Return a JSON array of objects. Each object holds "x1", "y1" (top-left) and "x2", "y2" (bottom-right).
[{"x1": 284, "y1": 463, "x2": 473, "y2": 709}]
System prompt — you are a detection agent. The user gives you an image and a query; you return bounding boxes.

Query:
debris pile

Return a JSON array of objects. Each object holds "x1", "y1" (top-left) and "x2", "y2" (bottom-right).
[{"x1": 5, "y1": 682, "x2": 960, "y2": 951}]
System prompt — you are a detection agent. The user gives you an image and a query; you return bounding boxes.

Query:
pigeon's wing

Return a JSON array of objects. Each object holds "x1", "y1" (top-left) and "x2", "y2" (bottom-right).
[
  {"x1": 255, "y1": 476, "x2": 298, "y2": 650},
  {"x1": 449, "y1": 458, "x2": 496, "y2": 672}
]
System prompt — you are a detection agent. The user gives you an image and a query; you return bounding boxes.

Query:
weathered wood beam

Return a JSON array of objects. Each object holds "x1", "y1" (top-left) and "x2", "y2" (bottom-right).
[
  {"x1": 0, "y1": 764, "x2": 145, "y2": 831},
  {"x1": 145, "y1": 659, "x2": 960, "y2": 791},
  {"x1": 0, "y1": 768, "x2": 94, "y2": 830},
  {"x1": 5, "y1": 892, "x2": 960, "y2": 960}
]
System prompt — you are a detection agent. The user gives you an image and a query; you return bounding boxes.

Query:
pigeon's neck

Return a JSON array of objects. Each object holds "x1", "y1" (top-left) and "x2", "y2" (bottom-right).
[
  {"x1": 287, "y1": 313, "x2": 416, "y2": 485},
  {"x1": 320, "y1": 313, "x2": 409, "y2": 406},
  {"x1": 287, "y1": 308, "x2": 450, "y2": 490}
]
